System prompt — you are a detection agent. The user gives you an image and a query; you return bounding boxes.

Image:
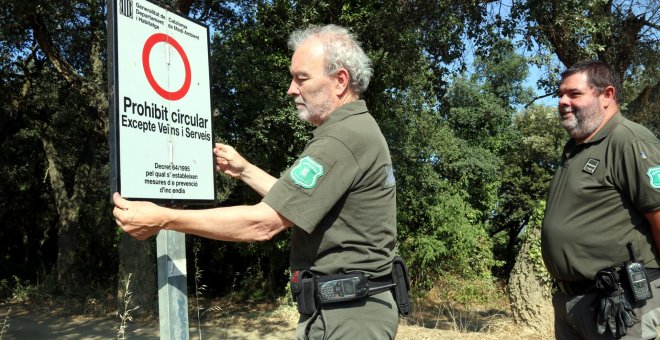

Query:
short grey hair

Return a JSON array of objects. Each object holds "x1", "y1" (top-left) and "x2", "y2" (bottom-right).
[{"x1": 288, "y1": 24, "x2": 373, "y2": 95}]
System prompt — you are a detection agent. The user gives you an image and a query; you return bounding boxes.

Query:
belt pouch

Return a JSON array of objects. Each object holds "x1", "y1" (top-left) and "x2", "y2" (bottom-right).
[
  {"x1": 291, "y1": 270, "x2": 317, "y2": 315},
  {"x1": 392, "y1": 256, "x2": 411, "y2": 316},
  {"x1": 298, "y1": 277, "x2": 317, "y2": 315}
]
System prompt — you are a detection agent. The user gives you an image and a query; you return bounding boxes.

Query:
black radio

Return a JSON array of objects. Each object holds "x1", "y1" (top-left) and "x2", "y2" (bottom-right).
[
  {"x1": 626, "y1": 261, "x2": 653, "y2": 301},
  {"x1": 316, "y1": 273, "x2": 369, "y2": 303},
  {"x1": 625, "y1": 242, "x2": 653, "y2": 302}
]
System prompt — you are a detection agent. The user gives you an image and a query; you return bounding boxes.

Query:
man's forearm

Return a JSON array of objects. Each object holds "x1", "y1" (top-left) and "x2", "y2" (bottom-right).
[
  {"x1": 163, "y1": 202, "x2": 291, "y2": 241},
  {"x1": 240, "y1": 163, "x2": 278, "y2": 196}
]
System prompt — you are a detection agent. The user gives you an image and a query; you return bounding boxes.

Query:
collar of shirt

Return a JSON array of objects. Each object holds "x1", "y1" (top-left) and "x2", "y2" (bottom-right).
[{"x1": 312, "y1": 100, "x2": 368, "y2": 137}]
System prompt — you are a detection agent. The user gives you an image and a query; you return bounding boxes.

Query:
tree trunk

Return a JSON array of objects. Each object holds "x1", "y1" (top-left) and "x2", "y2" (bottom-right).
[
  {"x1": 41, "y1": 130, "x2": 85, "y2": 292},
  {"x1": 508, "y1": 226, "x2": 554, "y2": 335},
  {"x1": 118, "y1": 234, "x2": 157, "y2": 317},
  {"x1": 625, "y1": 81, "x2": 659, "y2": 136},
  {"x1": 55, "y1": 217, "x2": 83, "y2": 293}
]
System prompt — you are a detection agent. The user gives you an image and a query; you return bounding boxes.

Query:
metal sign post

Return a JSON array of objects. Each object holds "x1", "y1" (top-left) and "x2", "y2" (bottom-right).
[{"x1": 157, "y1": 230, "x2": 189, "y2": 339}]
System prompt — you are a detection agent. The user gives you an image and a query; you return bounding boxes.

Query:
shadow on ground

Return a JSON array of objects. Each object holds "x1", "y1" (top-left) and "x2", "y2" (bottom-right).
[{"x1": 0, "y1": 304, "x2": 295, "y2": 340}]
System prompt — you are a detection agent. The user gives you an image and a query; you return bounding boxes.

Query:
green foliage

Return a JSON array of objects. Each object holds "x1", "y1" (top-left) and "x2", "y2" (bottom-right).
[
  {"x1": 473, "y1": 39, "x2": 535, "y2": 107},
  {"x1": 395, "y1": 130, "x2": 501, "y2": 290},
  {"x1": 490, "y1": 105, "x2": 565, "y2": 277},
  {"x1": 204, "y1": 0, "x2": 507, "y2": 297},
  {"x1": 0, "y1": 276, "x2": 49, "y2": 304}
]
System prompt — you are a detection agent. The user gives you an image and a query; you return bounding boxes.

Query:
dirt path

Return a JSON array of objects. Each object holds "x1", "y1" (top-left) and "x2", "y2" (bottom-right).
[
  {"x1": 1, "y1": 312, "x2": 294, "y2": 340},
  {"x1": 0, "y1": 305, "x2": 294, "y2": 340},
  {"x1": 1, "y1": 306, "x2": 156, "y2": 340},
  {"x1": 0, "y1": 303, "x2": 548, "y2": 340}
]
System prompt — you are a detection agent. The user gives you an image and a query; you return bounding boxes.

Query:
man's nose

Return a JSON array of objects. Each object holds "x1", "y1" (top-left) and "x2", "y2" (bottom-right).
[{"x1": 287, "y1": 81, "x2": 300, "y2": 96}]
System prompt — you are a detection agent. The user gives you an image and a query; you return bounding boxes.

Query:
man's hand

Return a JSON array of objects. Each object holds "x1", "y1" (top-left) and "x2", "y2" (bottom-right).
[
  {"x1": 113, "y1": 192, "x2": 165, "y2": 240},
  {"x1": 214, "y1": 143, "x2": 249, "y2": 179}
]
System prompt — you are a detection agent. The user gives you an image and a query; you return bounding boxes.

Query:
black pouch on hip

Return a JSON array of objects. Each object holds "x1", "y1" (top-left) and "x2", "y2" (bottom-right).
[
  {"x1": 290, "y1": 270, "x2": 317, "y2": 315},
  {"x1": 391, "y1": 256, "x2": 411, "y2": 316}
]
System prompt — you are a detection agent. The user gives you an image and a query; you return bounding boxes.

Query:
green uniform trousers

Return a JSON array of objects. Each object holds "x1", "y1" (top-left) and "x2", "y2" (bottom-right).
[
  {"x1": 295, "y1": 290, "x2": 399, "y2": 340},
  {"x1": 553, "y1": 279, "x2": 660, "y2": 339}
]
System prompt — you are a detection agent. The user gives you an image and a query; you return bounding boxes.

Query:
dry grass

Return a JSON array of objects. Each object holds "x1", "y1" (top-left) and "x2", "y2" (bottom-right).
[
  {"x1": 394, "y1": 293, "x2": 552, "y2": 340},
  {"x1": 191, "y1": 289, "x2": 553, "y2": 340},
  {"x1": 0, "y1": 306, "x2": 11, "y2": 339},
  {"x1": 116, "y1": 273, "x2": 140, "y2": 340}
]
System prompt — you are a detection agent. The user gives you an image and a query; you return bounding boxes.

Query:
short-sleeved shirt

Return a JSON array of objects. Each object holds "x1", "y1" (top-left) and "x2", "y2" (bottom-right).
[
  {"x1": 542, "y1": 113, "x2": 660, "y2": 281},
  {"x1": 262, "y1": 100, "x2": 397, "y2": 278}
]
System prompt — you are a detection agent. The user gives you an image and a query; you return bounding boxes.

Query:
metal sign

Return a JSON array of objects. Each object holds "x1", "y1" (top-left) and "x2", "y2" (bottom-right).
[
  {"x1": 107, "y1": 1, "x2": 217, "y2": 339},
  {"x1": 108, "y1": 0, "x2": 215, "y2": 205}
]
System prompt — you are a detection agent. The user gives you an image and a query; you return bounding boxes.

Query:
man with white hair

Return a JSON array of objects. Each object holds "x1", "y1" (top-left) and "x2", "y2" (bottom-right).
[{"x1": 114, "y1": 24, "x2": 403, "y2": 339}]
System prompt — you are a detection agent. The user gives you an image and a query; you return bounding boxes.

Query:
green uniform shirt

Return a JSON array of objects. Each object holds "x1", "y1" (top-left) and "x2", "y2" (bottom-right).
[
  {"x1": 263, "y1": 100, "x2": 397, "y2": 278},
  {"x1": 542, "y1": 113, "x2": 660, "y2": 281}
]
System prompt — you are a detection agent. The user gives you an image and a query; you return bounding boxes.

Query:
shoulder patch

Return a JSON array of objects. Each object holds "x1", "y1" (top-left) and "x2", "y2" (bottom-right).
[
  {"x1": 648, "y1": 166, "x2": 660, "y2": 189},
  {"x1": 290, "y1": 156, "x2": 324, "y2": 189}
]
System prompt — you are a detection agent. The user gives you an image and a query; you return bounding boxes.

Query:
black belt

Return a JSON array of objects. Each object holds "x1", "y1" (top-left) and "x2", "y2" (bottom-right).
[
  {"x1": 557, "y1": 268, "x2": 660, "y2": 296},
  {"x1": 557, "y1": 279, "x2": 597, "y2": 296},
  {"x1": 292, "y1": 275, "x2": 395, "y2": 304},
  {"x1": 367, "y1": 276, "x2": 397, "y2": 295}
]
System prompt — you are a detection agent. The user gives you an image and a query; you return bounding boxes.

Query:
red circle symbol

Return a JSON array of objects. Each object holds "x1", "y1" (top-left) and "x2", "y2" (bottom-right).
[{"x1": 142, "y1": 33, "x2": 191, "y2": 101}]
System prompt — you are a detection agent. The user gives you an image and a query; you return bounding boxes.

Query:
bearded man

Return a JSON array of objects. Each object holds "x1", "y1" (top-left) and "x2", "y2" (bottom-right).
[{"x1": 542, "y1": 60, "x2": 660, "y2": 339}]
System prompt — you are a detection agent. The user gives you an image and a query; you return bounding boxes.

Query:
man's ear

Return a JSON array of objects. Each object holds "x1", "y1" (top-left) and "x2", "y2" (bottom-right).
[
  {"x1": 602, "y1": 85, "x2": 616, "y2": 108},
  {"x1": 334, "y1": 68, "x2": 350, "y2": 95}
]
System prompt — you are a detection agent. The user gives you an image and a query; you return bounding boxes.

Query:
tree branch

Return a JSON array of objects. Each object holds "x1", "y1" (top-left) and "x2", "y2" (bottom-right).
[
  {"x1": 525, "y1": 92, "x2": 555, "y2": 108},
  {"x1": 642, "y1": 18, "x2": 660, "y2": 31},
  {"x1": 27, "y1": 12, "x2": 83, "y2": 88},
  {"x1": 27, "y1": 9, "x2": 107, "y2": 121},
  {"x1": 176, "y1": 0, "x2": 194, "y2": 15}
]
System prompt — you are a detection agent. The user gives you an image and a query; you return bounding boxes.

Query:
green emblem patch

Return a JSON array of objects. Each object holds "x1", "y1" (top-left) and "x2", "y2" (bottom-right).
[
  {"x1": 648, "y1": 166, "x2": 660, "y2": 189},
  {"x1": 290, "y1": 156, "x2": 324, "y2": 189}
]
